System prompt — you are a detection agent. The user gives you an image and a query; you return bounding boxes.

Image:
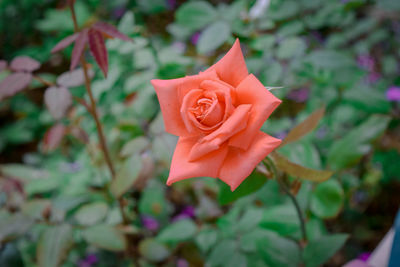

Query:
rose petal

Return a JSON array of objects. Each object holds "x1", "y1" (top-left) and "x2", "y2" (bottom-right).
[
  {"x1": 199, "y1": 79, "x2": 235, "y2": 119},
  {"x1": 180, "y1": 89, "x2": 203, "y2": 133},
  {"x1": 229, "y1": 74, "x2": 281, "y2": 150},
  {"x1": 205, "y1": 39, "x2": 248, "y2": 87},
  {"x1": 189, "y1": 104, "x2": 251, "y2": 161},
  {"x1": 151, "y1": 70, "x2": 218, "y2": 137},
  {"x1": 167, "y1": 136, "x2": 229, "y2": 185},
  {"x1": 219, "y1": 131, "x2": 281, "y2": 191}
]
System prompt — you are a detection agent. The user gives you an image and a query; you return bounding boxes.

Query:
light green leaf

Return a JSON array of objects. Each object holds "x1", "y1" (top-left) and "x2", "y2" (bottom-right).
[
  {"x1": 195, "y1": 228, "x2": 218, "y2": 253},
  {"x1": 277, "y1": 37, "x2": 307, "y2": 59},
  {"x1": 306, "y1": 50, "x2": 354, "y2": 69},
  {"x1": 303, "y1": 234, "x2": 349, "y2": 267},
  {"x1": 110, "y1": 153, "x2": 142, "y2": 198},
  {"x1": 139, "y1": 238, "x2": 170, "y2": 263},
  {"x1": 74, "y1": 202, "x2": 108, "y2": 226},
  {"x1": 259, "y1": 204, "x2": 300, "y2": 236},
  {"x1": 176, "y1": 1, "x2": 217, "y2": 31},
  {"x1": 82, "y1": 224, "x2": 126, "y2": 251},
  {"x1": 157, "y1": 219, "x2": 197, "y2": 243},
  {"x1": 37, "y1": 224, "x2": 73, "y2": 267},
  {"x1": 0, "y1": 214, "x2": 33, "y2": 243},
  {"x1": 120, "y1": 136, "x2": 150, "y2": 158},
  {"x1": 208, "y1": 239, "x2": 237, "y2": 267},
  {"x1": 197, "y1": 21, "x2": 231, "y2": 54},
  {"x1": 310, "y1": 180, "x2": 344, "y2": 218}
]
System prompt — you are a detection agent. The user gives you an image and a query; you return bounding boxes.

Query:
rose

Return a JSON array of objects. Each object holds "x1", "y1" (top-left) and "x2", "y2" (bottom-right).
[{"x1": 151, "y1": 40, "x2": 281, "y2": 191}]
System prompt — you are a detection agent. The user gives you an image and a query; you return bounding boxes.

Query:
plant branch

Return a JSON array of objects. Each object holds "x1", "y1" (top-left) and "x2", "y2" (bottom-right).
[{"x1": 264, "y1": 157, "x2": 308, "y2": 245}]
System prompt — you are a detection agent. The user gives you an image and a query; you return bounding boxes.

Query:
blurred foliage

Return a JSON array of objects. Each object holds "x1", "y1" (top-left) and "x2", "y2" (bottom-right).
[{"x1": 0, "y1": 0, "x2": 400, "y2": 266}]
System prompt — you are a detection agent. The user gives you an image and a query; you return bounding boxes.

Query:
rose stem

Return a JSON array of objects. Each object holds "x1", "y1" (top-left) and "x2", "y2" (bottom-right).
[
  {"x1": 264, "y1": 157, "x2": 308, "y2": 246},
  {"x1": 68, "y1": 3, "x2": 130, "y2": 226}
]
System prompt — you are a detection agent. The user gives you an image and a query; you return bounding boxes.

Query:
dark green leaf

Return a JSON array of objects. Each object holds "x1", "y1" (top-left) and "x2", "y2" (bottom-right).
[
  {"x1": 139, "y1": 238, "x2": 170, "y2": 263},
  {"x1": 310, "y1": 180, "x2": 344, "y2": 218},
  {"x1": 157, "y1": 219, "x2": 197, "y2": 243},
  {"x1": 176, "y1": 1, "x2": 217, "y2": 31},
  {"x1": 82, "y1": 224, "x2": 126, "y2": 251}
]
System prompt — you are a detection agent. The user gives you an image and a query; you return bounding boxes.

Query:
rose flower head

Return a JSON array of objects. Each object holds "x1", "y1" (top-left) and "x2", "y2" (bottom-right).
[{"x1": 151, "y1": 40, "x2": 281, "y2": 191}]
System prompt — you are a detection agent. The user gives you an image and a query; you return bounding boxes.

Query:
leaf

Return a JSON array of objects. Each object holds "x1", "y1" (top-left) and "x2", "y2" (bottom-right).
[
  {"x1": 327, "y1": 115, "x2": 391, "y2": 170},
  {"x1": 70, "y1": 29, "x2": 88, "y2": 71},
  {"x1": 88, "y1": 29, "x2": 108, "y2": 77},
  {"x1": 281, "y1": 107, "x2": 325, "y2": 147},
  {"x1": 218, "y1": 170, "x2": 267, "y2": 205},
  {"x1": 10, "y1": 56, "x2": 41, "y2": 72},
  {"x1": 44, "y1": 86, "x2": 72, "y2": 120},
  {"x1": 197, "y1": 21, "x2": 231, "y2": 54},
  {"x1": 21, "y1": 199, "x2": 52, "y2": 220},
  {"x1": 56, "y1": 68, "x2": 94, "y2": 87},
  {"x1": 0, "y1": 214, "x2": 33, "y2": 243},
  {"x1": 303, "y1": 234, "x2": 349, "y2": 267},
  {"x1": 82, "y1": 224, "x2": 126, "y2": 251},
  {"x1": 139, "y1": 238, "x2": 170, "y2": 262},
  {"x1": 92, "y1": 22, "x2": 131, "y2": 41},
  {"x1": 37, "y1": 224, "x2": 73, "y2": 267},
  {"x1": 271, "y1": 152, "x2": 333, "y2": 182},
  {"x1": 110, "y1": 153, "x2": 142, "y2": 198},
  {"x1": 157, "y1": 219, "x2": 197, "y2": 243},
  {"x1": 277, "y1": 37, "x2": 306, "y2": 59},
  {"x1": 43, "y1": 124, "x2": 66, "y2": 152},
  {"x1": 259, "y1": 204, "x2": 300, "y2": 236},
  {"x1": 306, "y1": 50, "x2": 354, "y2": 69},
  {"x1": 176, "y1": 1, "x2": 217, "y2": 31},
  {"x1": 0, "y1": 72, "x2": 32, "y2": 100},
  {"x1": 256, "y1": 230, "x2": 301, "y2": 267},
  {"x1": 51, "y1": 33, "x2": 78, "y2": 53},
  {"x1": 310, "y1": 179, "x2": 344, "y2": 218},
  {"x1": 120, "y1": 136, "x2": 150, "y2": 157},
  {"x1": 208, "y1": 239, "x2": 237, "y2": 267},
  {"x1": 195, "y1": 228, "x2": 218, "y2": 253},
  {"x1": 74, "y1": 202, "x2": 108, "y2": 226}
]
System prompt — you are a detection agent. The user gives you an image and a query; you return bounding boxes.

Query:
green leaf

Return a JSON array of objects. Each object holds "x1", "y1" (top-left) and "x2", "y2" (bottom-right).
[
  {"x1": 195, "y1": 228, "x2": 218, "y2": 253},
  {"x1": 256, "y1": 230, "x2": 301, "y2": 267},
  {"x1": 259, "y1": 204, "x2": 300, "y2": 236},
  {"x1": 235, "y1": 208, "x2": 263, "y2": 233},
  {"x1": 271, "y1": 152, "x2": 333, "y2": 182},
  {"x1": 120, "y1": 136, "x2": 150, "y2": 158},
  {"x1": 310, "y1": 180, "x2": 344, "y2": 218},
  {"x1": 21, "y1": 199, "x2": 51, "y2": 220},
  {"x1": 37, "y1": 224, "x2": 73, "y2": 267},
  {"x1": 306, "y1": 50, "x2": 354, "y2": 69},
  {"x1": 197, "y1": 21, "x2": 231, "y2": 54},
  {"x1": 157, "y1": 219, "x2": 197, "y2": 243},
  {"x1": 110, "y1": 153, "x2": 142, "y2": 198},
  {"x1": 0, "y1": 214, "x2": 33, "y2": 243},
  {"x1": 207, "y1": 239, "x2": 237, "y2": 267},
  {"x1": 303, "y1": 234, "x2": 349, "y2": 267},
  {"x1": 74, "y1": 202, "x2": 108, "y2": 226},
  {"x1": 327, "y1": 115, "x2": 391, "y2": 170},
  {"x1": 277, "y1": 37, "x2": 306, "y2": 59},
  {"x1": 218, "y1": 170, "x2": 267, "y2": 205},
  {"x1": 139, "y1": 238, "x2": 170, "y2": 263},
  {"x1": 176, "y1": 1, "x2": 217, "y2": 31},
  {"x1": 281, "y1": 107, "x2": 325, "y2": 147},
  {"x1": 82, "y1": 224, "x2": 126, "y2": 251}
]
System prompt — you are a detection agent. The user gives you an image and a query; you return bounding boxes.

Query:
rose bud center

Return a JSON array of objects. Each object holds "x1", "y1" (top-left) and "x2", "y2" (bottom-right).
[{"x1": 189, "y1": 95, "x2": 224, "y2": 126}]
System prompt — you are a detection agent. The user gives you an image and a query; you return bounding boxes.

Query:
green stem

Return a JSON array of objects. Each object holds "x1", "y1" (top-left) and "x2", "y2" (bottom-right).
[{"x1": 264, "y1": 158, "x2": 308, "y2": 244}]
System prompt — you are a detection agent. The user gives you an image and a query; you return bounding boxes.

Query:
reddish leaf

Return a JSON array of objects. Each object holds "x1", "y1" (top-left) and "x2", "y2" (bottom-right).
[
  {"x1": 281, "y1": 106, "x2": 326, "y2": 147},
  {"x1": 10, "y1": 56, "x2": 41, "y2": 72},
  {"x1": 0, "y1": 60, "x2": 7, "y2": 72},
  {"x1": 92, "y1": 22, "x2": 131, "y2": 42},
  {"x1": 51, "y1": 33, "x2": 78, "y2": 53},
  {"x1": 0, "y1": 72, "x2": 32, "y2": 100},
  {"x1": 270, "y1": 151, "x2": 333, "y2": 182},
  {"x1": 70, "y1": 29, "x2": 89, "y2": 71},
  {"x1": 69, "y1": 126, "x2": 89, "y2": 144},
  {"x1": 44, "y1": 86, "x2": 72, "y2": 120},
  {"x1": 43, "y1": 124, "x2": 66, "y2": 152},
  {"x1": 88, "y1": 29, "x2": 108, "y2": 77},
  {"x1": 57, "y1": 68, "x2": 94, "y2": 87}
]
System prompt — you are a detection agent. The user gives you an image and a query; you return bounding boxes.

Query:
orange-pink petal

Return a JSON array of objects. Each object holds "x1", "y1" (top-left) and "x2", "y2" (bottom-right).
[
  {"x1": 205, "y1": 39, "x2": 248, "y2": 87},
  {"x1": 219, "y1": 131, "x2": 282, "y2": 191},
  {"x1": 229, "y1": 74, "x2": 281, "y2": 150},
  {"x1": 167, "y1": 136, "x2": 229, "y2": 185}
]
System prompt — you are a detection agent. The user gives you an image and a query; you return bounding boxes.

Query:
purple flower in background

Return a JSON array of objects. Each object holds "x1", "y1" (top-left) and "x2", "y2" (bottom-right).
[
  {"x1": 172, "y1": 206, "x2": 195, "y2": 222},
  {"x1": 166, "y1": 0, "x2": 177, "y2": 10},
  {"x1": 112, "y1": 7, "x2": 126, "y2": 19},
  {"x1": 177, "y1": 259, "x2": 189, "y2": 267},
  {"x1": 357, "y1": 54, "x2": 375, "y2": 71},
  {"x1": 142, "y1": 215, "x2": 159, "y2": 231},
  {"x1": 358, "y1": 252, "x2": 371, "y2": 262},
  {"x1": 286, "y1": 88, "x2": 310, "y2": 103},
  {"x1": 77, "y1": 253, "x2": 98, "y2": 267},
  {"x1": 386, "y1": 86, "x2": 400, "y2": 102},
  {"x1": 367, "y1": 71, "x2": 380, "y2": 84},
  {"x1": 172, "y1": 41, "x2": 186, "y2": 54},
  {"x1": 190, "y1": 32, "x2": 200, "y2": 45},
  {"x1": 275, "y1": 131, "x2": 287, "y2": 140}
]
